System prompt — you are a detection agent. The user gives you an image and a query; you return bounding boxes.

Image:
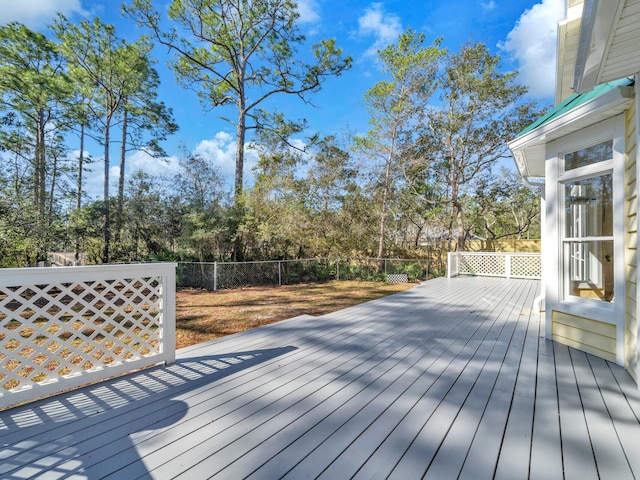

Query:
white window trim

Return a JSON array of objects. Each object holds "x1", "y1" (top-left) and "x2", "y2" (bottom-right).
[{"x1": 545, "y1": 115, "x2": 626, "y2": 364}]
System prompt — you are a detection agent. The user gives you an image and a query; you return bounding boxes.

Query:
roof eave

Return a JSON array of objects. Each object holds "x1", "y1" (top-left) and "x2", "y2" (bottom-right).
[{"x1": 508, "y1": 83, "x2": 633, "y2": 179}]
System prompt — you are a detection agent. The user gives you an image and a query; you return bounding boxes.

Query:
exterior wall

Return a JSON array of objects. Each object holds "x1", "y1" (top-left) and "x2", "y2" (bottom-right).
[
  {"x1": 627, "y1": 83, "x2": 639, "y2": 381},
  {"x1": 544, "y1": 115, "x2": 627, "y2": 366},
  {"x1": 552, "y1": 311, "x2": 617, "y2": 362}
]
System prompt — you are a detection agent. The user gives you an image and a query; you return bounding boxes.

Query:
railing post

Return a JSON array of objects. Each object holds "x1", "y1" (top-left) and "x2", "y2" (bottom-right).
[
  {"x1": 163, "y1": 266, "x2": 177, "y2": 364},
  {"x1": 447, "y1": 252, "x2": 455, "y2": 278},
  {"x1": 213, "y1": 261, "x2": 218, "y2": 291},
  {"x1": 505, "y1": 254, "x2": 512, "y2": 278}
]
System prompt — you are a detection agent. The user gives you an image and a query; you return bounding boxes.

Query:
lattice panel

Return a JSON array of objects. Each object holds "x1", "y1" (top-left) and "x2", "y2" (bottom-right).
[
  {"x1": 0, "y1": 276, "x2": 165, "y2": 394},
  {"x1": 510, "y1": 255, "x2": 542, "y2": 278},
  {"x1": 459, "y1": 255, "x2": 506, "y2": 276}
]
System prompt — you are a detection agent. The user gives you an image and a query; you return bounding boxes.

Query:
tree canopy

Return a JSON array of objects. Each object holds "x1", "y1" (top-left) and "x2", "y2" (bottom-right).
[{"x1": 0, "y1": 16, "x2": 541, "y2": 268}]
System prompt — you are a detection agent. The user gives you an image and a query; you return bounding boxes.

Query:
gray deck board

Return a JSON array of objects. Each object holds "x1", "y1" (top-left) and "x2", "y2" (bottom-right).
[
  {"x1": 3, "y1": 276, "x2": 640, "y2": 479},
  {"x1": 529, "y1": 334, "x2": 563, "y2": 480}
]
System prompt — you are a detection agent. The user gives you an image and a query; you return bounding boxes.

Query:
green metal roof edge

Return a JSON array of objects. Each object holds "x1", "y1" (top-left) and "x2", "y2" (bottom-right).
[{"x1": 516, "y1": 77, "x2": 634, "y2": 138}]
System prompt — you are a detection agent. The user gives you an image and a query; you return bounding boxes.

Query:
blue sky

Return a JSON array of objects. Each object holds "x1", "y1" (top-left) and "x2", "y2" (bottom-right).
[{"x1": 0, "y1": 0, "x2": 565, "y2": 198}]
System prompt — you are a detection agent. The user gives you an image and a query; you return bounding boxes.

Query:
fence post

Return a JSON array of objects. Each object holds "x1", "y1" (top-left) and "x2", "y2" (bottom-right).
[
  {"x1": 336, "y1": 260, "x2": 340, "y2": 281},
  {"x1": 213, "y1": 261, "x2": 218, "y2": 291},
  {"x1": 278, "y1": 261, "x2": 282, "y2": 286},
  {"x1": 505, "y1": 254, "x2": 512, "y2": 279},
  {"x1": 447, "y1": 252, "x2": 455, "y2": 278}
]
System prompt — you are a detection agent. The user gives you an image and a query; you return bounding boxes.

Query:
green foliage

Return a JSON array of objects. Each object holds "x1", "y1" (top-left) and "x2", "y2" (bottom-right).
[
  {"x1": 124, "y1": 0, "x2": 352, "y2": 205},
  {"x1": 0, "y1": 20, "x2": 541, "y2": 268}
]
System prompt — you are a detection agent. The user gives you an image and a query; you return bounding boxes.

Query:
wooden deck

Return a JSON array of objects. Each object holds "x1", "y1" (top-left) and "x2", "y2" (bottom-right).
[{"x1": 2, "y1": 276, "x2": 640, "y2": 479}]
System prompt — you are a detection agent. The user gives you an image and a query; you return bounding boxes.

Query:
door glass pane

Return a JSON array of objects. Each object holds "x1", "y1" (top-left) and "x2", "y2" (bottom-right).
[
  {"x1": 563, "y1": 171, "x2": 614, "y2": 302},
  {"x1": 564, "y1": 174, "x2": 613, "y2": 238},
  {"x1": 564, "y1": 140, "x2": 612, "y2": 171},
  {"x1": 564, "y1": 240, "x2": 614, "y2": 302}
]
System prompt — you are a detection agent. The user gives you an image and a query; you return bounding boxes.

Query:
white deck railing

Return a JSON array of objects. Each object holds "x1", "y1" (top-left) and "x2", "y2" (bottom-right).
[
  {"x1": 448, "y1": 252, "x2": 541, "y2": 279},
  {"x1": 0, "y1": 263, "x2": 176, "y2": 409}
]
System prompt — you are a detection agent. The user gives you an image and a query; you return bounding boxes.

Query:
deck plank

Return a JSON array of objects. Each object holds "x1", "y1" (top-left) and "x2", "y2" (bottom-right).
[
  {"x1": 457, "y1": 282, "x2": 537, "y2": 480},
  {"x1": 553, "y1": 343, "x2": 600, "y2": 480},
  {"x1": 570, "y1": 349, "x2": 634, "y2": 479},
  {"x1": 162, "y1": 279, "x2": 507, "y2": 479},
  {"x1": 279, "y1": 281, "x2": 513, "y2": 480},
  {"x1": 529, "y1": 335, "x2": 563, "y2": 480},
  {"x1": 423, "y1": 279, "x2": 538, "y2": 480},
  {"x1": 2, "y1": 277, "x2": 640, "y2": 480},
  {"x1": 493, "y1": 292, "x2": 540, "y2": 480}
]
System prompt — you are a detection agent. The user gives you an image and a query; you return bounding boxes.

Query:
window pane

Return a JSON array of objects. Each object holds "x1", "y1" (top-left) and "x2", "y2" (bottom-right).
[
  {"x1": 564, "y1": 140, "x2": 612, "y2": 171},
  {"x1": 564, "y1": 173, "x2": 613, "y2": 238},
  {"x1": 564, "y1": 240, "x2": 614, "y2": 302}
]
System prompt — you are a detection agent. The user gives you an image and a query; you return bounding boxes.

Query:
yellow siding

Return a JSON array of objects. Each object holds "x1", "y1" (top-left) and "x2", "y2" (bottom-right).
[
  {"x1": 626, "y1": 89, "x2": 638, "y2": 380},
  {"x1": 552, "y1": 311, "x2": 617, "y2": 362}
]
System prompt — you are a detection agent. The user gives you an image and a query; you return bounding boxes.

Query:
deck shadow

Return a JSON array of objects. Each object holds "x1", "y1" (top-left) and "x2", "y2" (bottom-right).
[{"x1": 0, "y1": 346, "x2": 297, "y2": 479}]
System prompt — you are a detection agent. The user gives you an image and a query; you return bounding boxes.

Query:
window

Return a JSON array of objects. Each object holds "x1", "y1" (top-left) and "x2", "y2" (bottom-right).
[{"x1": 560, "y1": 141, "x2": 614, "y2": 302}]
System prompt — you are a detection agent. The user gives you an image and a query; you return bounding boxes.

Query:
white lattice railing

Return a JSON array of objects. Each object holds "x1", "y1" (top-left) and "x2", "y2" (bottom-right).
[
  {"x1": 0, "y1": 263, "x2": 176, "y2": 409},
  {"x1": 448, "y1": 252, "x2": 541, "y2": 279}
]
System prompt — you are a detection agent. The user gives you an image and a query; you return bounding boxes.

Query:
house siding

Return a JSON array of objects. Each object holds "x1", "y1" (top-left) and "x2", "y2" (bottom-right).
[
  {"x1": 627, "y1": 84, "x2": 639, "y2": 381},
  {"x1": 552, "y1": 311, "x2": 617, "y2": 362}
]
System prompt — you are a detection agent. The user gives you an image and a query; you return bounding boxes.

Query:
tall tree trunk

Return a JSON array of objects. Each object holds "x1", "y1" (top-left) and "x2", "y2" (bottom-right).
[
  {"x1": 377, "y1": 155, "x2": 392, "y2": 262},
  {"x1": 35, "y1": 112, "x2": 47, "y2": 262},
  {"x1": 75, "y1": 123, "x2": 85, "y2": 262},
  {"x1": 103, "y1": 117, "x2": 111, "y2": 263},
  {"x1": 48, "y1": 150, "x2": 58, "y2": 226},
  {"x1": 235, "y1": 102, "x2": 246, "y2": 206},
  {"x1": 232, "y1": 103, "x2": 246, "y2": 261},
  {"x1": 455, "y1": 199, "x2": 465, "y2": 251},
  {"x1": 115, "y1": 106, "x2": 128, "y2": 246}
]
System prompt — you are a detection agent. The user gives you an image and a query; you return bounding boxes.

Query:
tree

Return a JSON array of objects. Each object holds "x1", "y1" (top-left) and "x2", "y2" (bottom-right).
[
  {"x1": 175, "y1": 152, "x2": 230, "y2": 261},
  {"x1": 357, "y1": 28, "x2": 442, "y2": 259},
  {"x1": 124, "y1": 0, "x2": 352, "y2": 205},
  {"x1": 0, "y1": 22, "x2": 73, "y2": 262},
  {"x1": 417, "y1": 43, "x2": 540, "y2": 251},
  {"x1": 470, "y1": 167, "x2": 541, "y2": 241},
  {"x1": 54, "y1": 16, "x2": 160, "y2": 262},
  {"x1": 114, "y1": 52, "x2": 177, "y2": 249},
  {"x1": 302, "y1": 134, "x2": 358, "y2": 256}
]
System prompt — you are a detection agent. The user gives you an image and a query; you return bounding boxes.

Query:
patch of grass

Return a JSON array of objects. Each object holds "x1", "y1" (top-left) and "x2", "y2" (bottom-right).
[{"x1": 175, "y1": 280, "x2": 414, "y2": 349}]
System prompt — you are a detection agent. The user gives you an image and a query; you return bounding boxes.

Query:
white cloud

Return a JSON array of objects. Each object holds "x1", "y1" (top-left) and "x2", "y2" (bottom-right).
[
  {"x1": 80, "y1": 149, "x2": 182, "y2": 201},
  {"x1": 481, "y1": 1, "x2": 497, "y2": 12},
  {"x1": 127, "y1": 150, "x2": 182, "y2": 178},
  {"x1": 297, "y1": 0, "x2": 320, "y2": 24},
  {"x1": 193, "y1": 132, "x2": 260, "y2": 185},
  {"x1": 0, "y1": 0, "x2": 86, "y2": 29},
  {"x1": 79, "y1": 132, "x2": 264, "y2": 200},
  {"x1": 500, "y1": 0, "x2": 565, "y2": 98},
  {"x1": 82, "y1": 163, "x2": 120, "y2": 202},
  {"x1": 358, "y1": 3, "x2": 403, "y2": 58}
]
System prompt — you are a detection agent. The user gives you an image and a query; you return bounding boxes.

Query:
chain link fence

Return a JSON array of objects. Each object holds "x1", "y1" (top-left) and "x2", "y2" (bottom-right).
[{"x1": 177, "y1": 257, "x2": 431, "y2": 291}]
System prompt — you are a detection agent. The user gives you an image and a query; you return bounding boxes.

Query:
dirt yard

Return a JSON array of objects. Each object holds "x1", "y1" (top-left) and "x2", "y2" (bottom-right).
[{"x1": 175, "y1": 280, "x2": 415, "y2": 349}]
